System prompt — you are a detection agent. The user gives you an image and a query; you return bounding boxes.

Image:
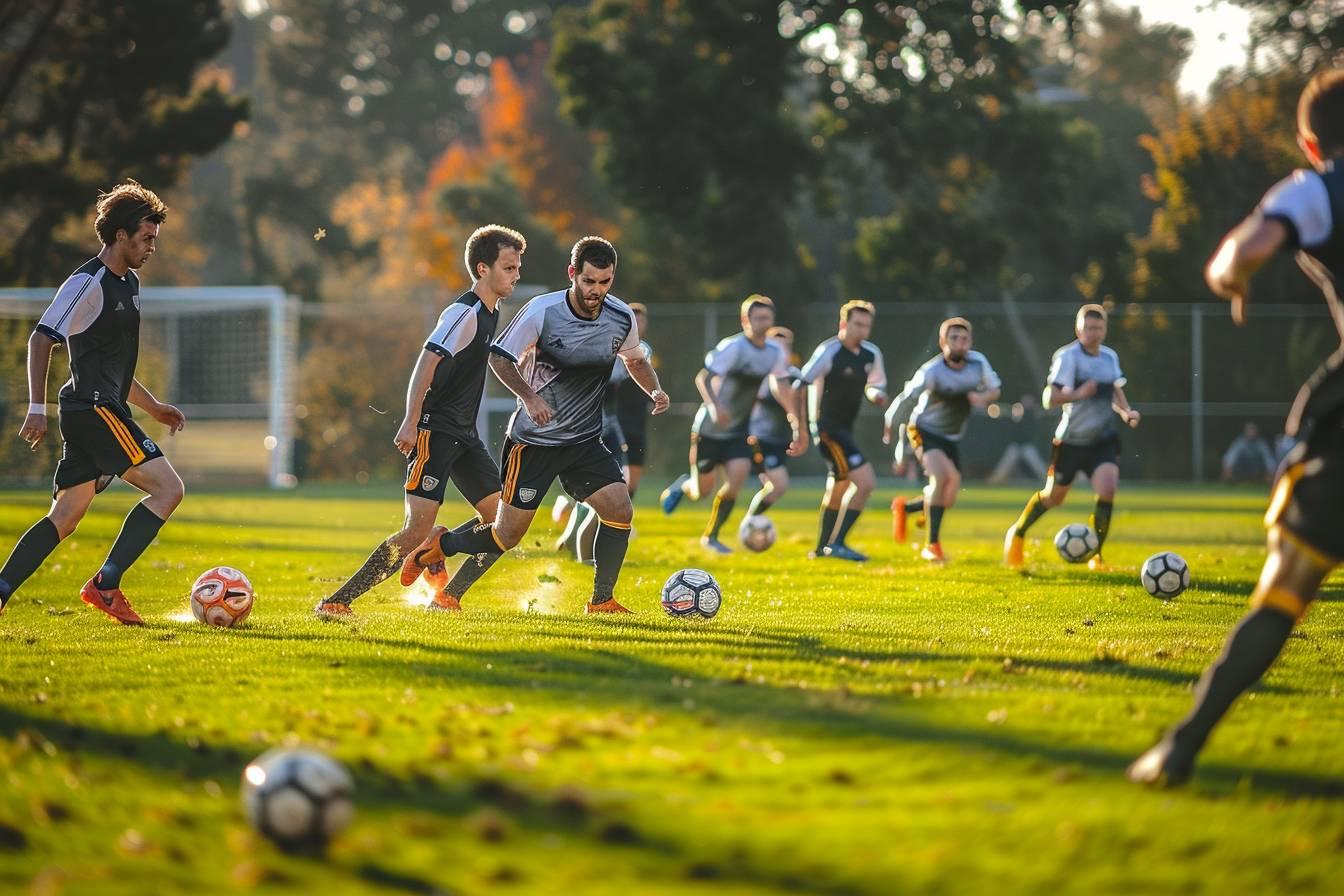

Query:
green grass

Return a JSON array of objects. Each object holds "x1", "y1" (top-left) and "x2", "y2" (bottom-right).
[{"x1": 1, "y1": 482, "x2": 1342, "y2": 895}]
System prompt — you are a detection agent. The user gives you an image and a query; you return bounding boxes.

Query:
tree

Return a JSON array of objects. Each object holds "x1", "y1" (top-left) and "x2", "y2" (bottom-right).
[{"x1": 0, "y1": 0, "x2": 248, "y2": 285}]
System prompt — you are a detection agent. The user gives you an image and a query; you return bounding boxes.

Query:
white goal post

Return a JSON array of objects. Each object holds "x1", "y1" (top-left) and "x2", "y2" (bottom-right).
[{"x1": 0, "y1": 286, "x2": 299, "y2": 488}]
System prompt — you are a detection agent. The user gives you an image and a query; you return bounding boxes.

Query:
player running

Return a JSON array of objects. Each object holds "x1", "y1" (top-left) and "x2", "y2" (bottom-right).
[
  {"x1": 1129, "y1": 70, "x2": 1344, "y2": 786},
  {"x1": 884, "y1": 318, "x2": 1001, "y2": 565},
  {"x1": 399, "y1": 237, "x2": 670, "y2": 613},
  {"x1": 659, "y1": 296, "x2": 805, "y2": 554},
  {"x1": 314, "y1": 226, "x2": 525, "y2": 616},
  {"x1": 745, "y1": 326, "x2": 803, "y2": 519},
  {"x1": 798, "y1": 301, "x2": 887, "y2": 561},
  {"x1": 1003, "y1": 304, "x2": 1141, "y2": 570},
  {"x1": 0, "y1": 181, "x2": 184, "y2": 625}
]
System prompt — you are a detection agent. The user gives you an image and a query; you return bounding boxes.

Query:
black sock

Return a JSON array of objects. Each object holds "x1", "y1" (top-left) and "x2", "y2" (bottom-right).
[
  {"x1": 816, "y1": 507, "x2": 839, "y2": 552},
  {"x1": 0, "y1": 517, "x2": 61, "y2": 604},
  {"x1": 1014, "y1": 491, "x2": 1048, "y2": 536},
  {"x1": 444, "y1": 552, "x2": 501, "y2": 599},
  {"x1": 327, "y1": 537, "x2": 402, "y2": 604},
  {"x1": 704, "y1": 495, "x2": 735, "y2": 540},
  {"x1": 450, "y1": 516, "x2": 482, "y2": 536},
  {"x1": 746, "y1": 487, "x2": 775, "y2": 518},
  {"x1": 591, "y1": 520, "x2": 631, "y2": 603},
  {"x1": 834, "y1": 508, "x2": 862, "y2": 544},
  {"x1": 928, "y1": 505, "x2": 945, "y2": 544},
  {"x1": 1169, "y1": 607, "x2": 1296, "y2": 755},
  {"x1": 96, "y1": 504, "x2": 166, "y2": 590},
  {"x1": 906, "y1": 496, "x2": 925, "y2": 514},
  {"x1": 441, "y1": 521, "x2": 504, "y2": 557},
  {"x1": 1091, "y1": 499, "x2": 1114, "y2": 551}
]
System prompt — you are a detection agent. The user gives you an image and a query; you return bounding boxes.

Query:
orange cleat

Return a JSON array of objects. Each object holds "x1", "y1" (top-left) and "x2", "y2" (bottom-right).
[
  {"x1": 1003, "y1": 526, "x2": 1024, "y2": 568},
  {"x1": 1087, "y1": 555, "x2": 1111, "y2": 572},
  {"x1": 585, "y1": 596, "x2": 632, "y2": 614},
  {"x1": 892, "y1": 497, "x2": 907, "y2": 542},
  {"x1": 80, "y1": 578, "x2": 144, "y2": 625},
  {"x1": 399, "y1": 525, "x2": 448, "y2": 587},
  {"x1": 422, "y1": 560, "x2": 449, "y2": 593},
  {"x1": 314, "y1": 599, "x2": 354, "y2": 618},
  {"x1": 428, "y1": 591, "x2": 462, "y2": 612},
  {"x1": 920, "y1": 543, "x2": 947, "y2": 566}
]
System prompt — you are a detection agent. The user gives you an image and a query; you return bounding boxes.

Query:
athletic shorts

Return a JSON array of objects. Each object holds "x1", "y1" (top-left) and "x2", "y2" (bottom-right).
[
  {"x1": 1266, "y1": 415, "x2": 1344, "y2": 561},
  {"x1": 750, "y1": 436, "x2": 789, "y2": 475},
  {"x1": 1048, "y1": 434, "x2": 1120, "y2": 484},
  {"x1": 54, "y1": 405, "x2": 165, "y2": 497},
  {"x1": 907, "y1": 424, "x2": 961, "y2": 473},
  {"x1": 404, "y1": 429, "x2": 499, "y2": 506},
  {"x1": 601, "y1": 416, "x2": 627, "y2": 466},
  {"x1": 691, "y1": 432, "x2": 754, "y2": 474},
  {"x1": 816, "y1": 428, "x2": 867, "y2": 480},
  {"x1": 499, "y1": 436, "x2": 625, "y2": 510}
]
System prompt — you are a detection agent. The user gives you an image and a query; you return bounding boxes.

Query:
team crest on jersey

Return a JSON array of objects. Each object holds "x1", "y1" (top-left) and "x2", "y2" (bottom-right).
[
  {"x1": 132, "y1": 293, "x2": 140, "y2": 310},
  {"x1": 519, "y1": 487, "x2": 537, "y2": 503},
  {"x1": 422, "y1": 476, "x2": 439, "y2": 491},
  {"x1": 142, "y1": 438, "x2": 157, "y2": 452},
  {"x1": 611, "y1": 336, "x2": 623, "y2": 353}
]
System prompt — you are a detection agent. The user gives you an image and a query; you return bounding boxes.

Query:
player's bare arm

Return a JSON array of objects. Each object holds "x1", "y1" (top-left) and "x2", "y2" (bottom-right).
[
  {"x1": 622, "y1": 354, "x2": 669, "y2": 415},
  {"x1": 1206, "y1": 214, "x2": 1290, "y2": 324},
  {"x1": 1111, "y1": 384, "x2": 1141, "y2": 428},
  {"x1": 396, "y1": 350, "x2": 442, "y2": 456},
  {"x1": 694, "y1": 368, "x2": 729, "y2": 426},
  {"x1": 488, "y1": 352, "x2": 553, "y2": 425},
  {"x1": 968, "y1": 386, "x2": 1001, "y2": 409},
  {"x1": 1047, "y1": 381, "x2": 1097, "y2": 407},
  {"x1": 20, "y1": 329, "x2": 59, "y2": 448},
  {"x1": 129, "y1": 378, "x2": 186, "y2": 432},
  {"x1": 769, "y1": 377, "x2": 808, "y2": 455}
]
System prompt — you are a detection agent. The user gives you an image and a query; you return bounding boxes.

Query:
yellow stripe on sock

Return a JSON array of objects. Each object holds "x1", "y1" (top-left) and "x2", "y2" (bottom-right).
[{"x1": 1250, "y1": 584, "x2": 1310, "y2": 620}]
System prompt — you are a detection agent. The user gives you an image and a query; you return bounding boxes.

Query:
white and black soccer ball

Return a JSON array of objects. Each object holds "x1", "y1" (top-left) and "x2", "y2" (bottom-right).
[
  {"x1": 737, "y1": 514, "x2": 777, "y2": 553},
  {"x1": 1054, "y1": 523, "x2": 1100, "y2": 563},
  {"x1": 660, "y1": 568, "x2": 723, "y2": 619},
  {"x1": 241, "y1": 748, "x2": 354, "y2": 851},
  {"x1": 1141, "y1": 551, "x2": 1190, "y2": 599}
]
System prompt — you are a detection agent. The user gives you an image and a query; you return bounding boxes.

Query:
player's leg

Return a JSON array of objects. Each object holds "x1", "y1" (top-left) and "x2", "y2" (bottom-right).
[
  {"x1": 811, "y1": 433, "x2": 848, "y2": 556},
  {"x1": 894, "y1": 426, "x2": 930, "y2": 541},
  {"x1": 921, "y1": 449, "x2": 960, "y2": 563},
  {"x1": 747, "y1": 464, "x2": 789, "y2": 518},
  {"x1": 0, "y1": 482, "x2": 96, "y2": 614},
  {"x1": 1004, "y1": 442, "x2": 1072, "y2": 567},
  {"x1": 318, "y1": 493, "x2": 441, "y2": 614},
  {"x1": 828, "y1": 461, "x2": 875, "y2": 561},
  {"x1": 1086, "y1": 460, "x2": 1119, "y2": 568},
  {"x1": 702, "y1": 457, "x2": 751, "y2": 552},
  {"x1": 434, "y1": 485, "x2": 505, "y2": 611},
  {"x1": 623, "y1": 432, "x2": 646, "y2": 496},
  {"x1": 582, "y1": 481, "x2": 635, "y2": 612}
]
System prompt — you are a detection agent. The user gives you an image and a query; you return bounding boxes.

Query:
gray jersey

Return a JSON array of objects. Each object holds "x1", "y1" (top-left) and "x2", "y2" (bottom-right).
[
  {"x1": 693, "y1": 333, "x2": 790, "y2": 439},
  {"x1": 1048, "y1": 341, "x2": 1125, "y2": 445},
  {"x1": 750, "y1": 364, "x2": 801, "y2": 443},
  {"x1": 492, "y1": 289, "x2": 642, "y2": 447},
  {"x1": 886, "y1": 351, "x2": 1001, "y2": 442}
]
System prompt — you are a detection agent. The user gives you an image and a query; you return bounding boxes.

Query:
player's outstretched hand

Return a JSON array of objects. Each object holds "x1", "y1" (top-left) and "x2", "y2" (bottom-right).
[
  {"x1": 649, "y1": 389, "x2": 670, "y2": 416},
  {"x1": 881, "y1": 426, "x2": 892, "y2": 446},
  {"x1": 394, "y1": 419, "x2": 418, "y2": 457},
  {"x1": 152, "y1": 402, "x2": 187, "y2": 433},
  {"x1": 524, "y1": 395, "x2": 555, "y2": 426},
  {"x1": 19, "y1": 412, "x2": 47, "y2": 450},
  {"x1": 1126, "y1": 409, "x2": 1141, "y2": 428},
  {"x1": 787, "y1": 431, "x2": 809, "y2": 456}
]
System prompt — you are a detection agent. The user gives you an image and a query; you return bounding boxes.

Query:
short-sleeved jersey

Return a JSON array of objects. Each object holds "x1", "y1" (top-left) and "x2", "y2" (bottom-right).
[
  {"x1": 1258, "y1": 162, "x2": 1344, "y2": 431},
  {"x1": 886, "y1": 351, "x2": 1001, "y2": 442},
  {"x1": 1046, "y1": 342, "x2": 1125, "y2": 445},
  {"x1": 799, "y1": 338, "x2": 887, "y2": 433},
  {"x1": 491, "y1": 289, "x2": 642, "y2": 447},
  {"x1": 693, "y1": 334, "x2": 790, "y2": 439},
  {"x1": 34, "y1": 258, "x2": 142, "y2": 414},
  {"x1": 418, "y1": 290, "x2": 500, "y2": 438},
  {"x1": 750, "y1": 364, "x2": 801, "y2": 443}
]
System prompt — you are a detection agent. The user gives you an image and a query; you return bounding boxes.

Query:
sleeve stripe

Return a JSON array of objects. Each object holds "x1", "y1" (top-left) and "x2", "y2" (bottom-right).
[
  {"x1": 1262, "y1": 212, "x2": 1301, "y2": 250},
  {"x1": 34, "y1": 323, "x2": 64, "y2": 343},
  {"x1": 51, "y1": 274, "x2": 97, "y2": 332},
  {"x1": 490, "y1": 344, "x2": 519, "y2": 363},
  {"x1": 428, "y1": 303, "x2": 473, "y2": 345}
]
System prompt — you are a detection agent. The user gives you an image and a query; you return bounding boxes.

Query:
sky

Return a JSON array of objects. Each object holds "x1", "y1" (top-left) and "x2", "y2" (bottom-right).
[{"x1": 1125, "y1": 0, "x2": 1254, "y2": 95}]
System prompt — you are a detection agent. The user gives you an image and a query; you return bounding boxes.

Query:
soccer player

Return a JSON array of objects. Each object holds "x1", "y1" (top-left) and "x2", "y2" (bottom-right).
[
  {"x1": 0, "y1": 181, "x2": 184, "y2": 624},
  {"x1": 798, "y1": 301, "x2": 888, "y2": 561},
  {"x1": 1002, "y1": 305, "x2": 1140, "y2": 570},
  {"x1": 659, "y1": 296, "x2": 804, "y2": 553},
  {"x1": 314, "y1": 226, "x2": 526, "y2": 616},
  {"x1": 745, "y1": 326, "x2": 802, "y2": 518},
  {"x1": 884, "y1": 318, "x2": 1001, "y2": 564},
  {"x1": 399, "y1": 237, "x2": 670, "y2": 613},
  {"x1": 1129, "y1": 70, "x2": 1344, "y2": 786}
]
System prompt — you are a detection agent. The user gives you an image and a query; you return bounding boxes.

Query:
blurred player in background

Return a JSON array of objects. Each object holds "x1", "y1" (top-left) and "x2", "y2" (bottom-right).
[{"x1": 745, "y1": 326, "x2": 803, "y2": 519}]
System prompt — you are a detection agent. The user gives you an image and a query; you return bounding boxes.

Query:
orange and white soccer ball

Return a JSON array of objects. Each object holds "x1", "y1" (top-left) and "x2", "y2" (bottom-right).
[{"x1": 189, "y1": 566, "x2": 254, "y2": 627}]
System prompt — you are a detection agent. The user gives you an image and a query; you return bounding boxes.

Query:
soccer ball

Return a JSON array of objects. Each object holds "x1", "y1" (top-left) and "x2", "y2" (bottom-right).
[
  {"x1": 738, "y1": 514, "x2": 777, "y2": 552},
  {"x1": 1054, "y1": 523, "x2": 1100, "y2": 563},
  {"x1": 189, "y1": 566, "x2": 254, "y2": 627},
  {"x1": 660, "y1": 568, "x2": 723, "y2": 619},
  {"x1": 1141, "y1": 551, "x2": 1190, "y2": 599},
  {"x1": 241, "y1": 748, "x2": 354, "y2": 851}
]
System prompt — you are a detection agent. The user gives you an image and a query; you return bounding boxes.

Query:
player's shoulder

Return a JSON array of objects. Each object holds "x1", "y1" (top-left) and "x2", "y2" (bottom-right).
[
  {"x1": 966, "y1": 350, "x2": 992, "y2": 365},
  {"x1": 601, "y1": 293, "x2": 635, "y2": 316},
  {"x1": 812, "y1": 336, "x2": 841, "y2": 355},
  {"x1": 1098, "y1": 344, "x2": 1121, "y2": 362},
  {"x1": 918, "y1": 352, "x2": 944, "y2": 371},
  {"x1": 1052, "y1": 340, "x2": 1081, "y2": 360},
  {"x1": 714, "y1": 332, "x2": 746, "y2": 350},
  {"x1": 525, "y1": 289, "x2": 569, "y2": 311},
  {"x1": 860, "y1": 339, "x2": 883, "y2": 357},
  {"x1": 55, "y1": 259, "x2": 104, "y2": 296},
  {"x1": 1262, "y1": 167, "x2": 1325, "y2": 202}
]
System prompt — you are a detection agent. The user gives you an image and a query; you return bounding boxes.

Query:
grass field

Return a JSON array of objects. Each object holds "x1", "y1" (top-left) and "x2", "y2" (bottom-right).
[{"x1": 1, "y1": 481, "x2": 1342, "y2": 895}]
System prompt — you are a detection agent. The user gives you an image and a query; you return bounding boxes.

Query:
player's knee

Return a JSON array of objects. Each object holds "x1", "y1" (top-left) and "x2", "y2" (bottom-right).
[
  {"x1": 48, "y1": 512, "x2": 81, "y2": 541},
  {"x1": 157, "y1": 473, "x2": 185, "y2": 513}
]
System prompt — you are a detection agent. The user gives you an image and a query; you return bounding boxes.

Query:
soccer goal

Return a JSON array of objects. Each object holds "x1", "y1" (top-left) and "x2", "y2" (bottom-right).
[{"x1": 0, "y1": 286, "x2": 299, "y2": 488}]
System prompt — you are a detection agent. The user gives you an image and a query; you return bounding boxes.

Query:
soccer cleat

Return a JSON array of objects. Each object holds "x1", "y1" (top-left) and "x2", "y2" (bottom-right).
[
  {"x1": 920, "y1": 543, "x2": 947, "y2": 565},
  {"x1": 1087, "y1": 554, "x2": 1111, "y2": 572},
  {"x1": 585, "y1": 596, "x2": 633, "y2": 614},
  {"x1": 551, "y1": 494, "x2": 574, "y2": 525},
  {"x1": 80, "y1": 577, "x2": 144, "y2": 625},
  {"x1": 660, "y1": 474, "x2": 689, "y2": 515},
  {"x1": 422, "y1": 560, "x2": 449, "y2": 593},
  {"x1": 314, "y1": 599, "x2": 354, "y2": 618},
  {"x1": 700, "y1": 536, "x2": 732, "y2": 555},
  {"x1": 399, "y1": 525, "x2": 449, "y2": 586},
  {"x1": 1126, "y1": 737, "x2": 1194, "y2": 787},
  {"x1": 428, "y1": 591, "x2": 462, "y2": 612},
  {"x1": 892, "y1": 497, "x2": 907, "y2": 542},
  {"x1": 823, "y1": 543, "x2": 867, "y2": 562},
  {"x1": 1004, "y1": 526, "x2": 1025, "y2": 568}
]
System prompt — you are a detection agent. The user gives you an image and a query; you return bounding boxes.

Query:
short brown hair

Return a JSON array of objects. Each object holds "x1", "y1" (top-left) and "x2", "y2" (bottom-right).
[
  {"x1": 94, "y1": 180, "x2": 167, "y2": 246},
  {"x1": 939, "y1": 316, "x2": 971, "y2": 342},
  {"x1": 1299, "y1": 69, "x2": 1344, "y2": 156},
  {"x1": 571, "y1": 236, "x2": 617, "y2": 272},
  {"x1": 740, "y1": 294, "x2": 775, "y2": 319},
  {"x1": 1075, "y1": 303, "x2": 1107, "y2": 330},
  {"x1": 840, "y1": 299, "x2": 875, "y2": 324},
  {"x1": 464, "y1": 225, "x2": 526, "y2": 280}
]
